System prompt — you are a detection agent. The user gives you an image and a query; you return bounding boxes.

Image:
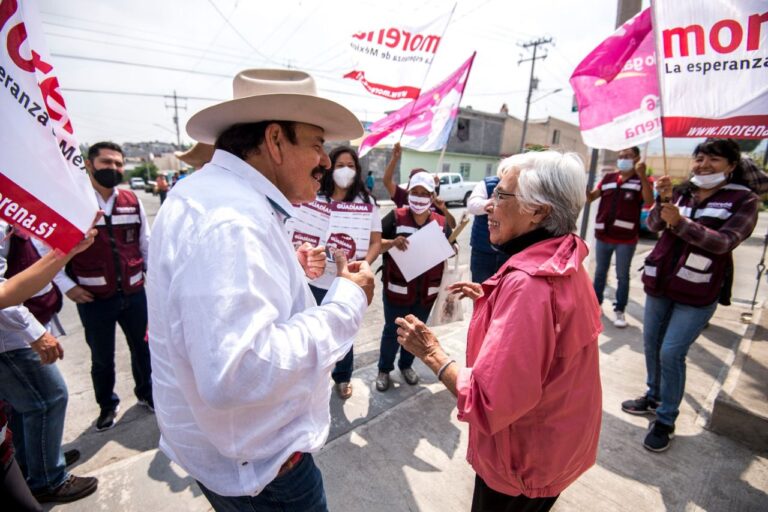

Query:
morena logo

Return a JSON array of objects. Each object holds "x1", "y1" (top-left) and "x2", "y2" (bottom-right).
[
  {"x1": 663, "y1": 11, "x2": 768, "y2": 58},
  {"x1": 0, "y1": 0, "x2": 73, "y2": 134}
]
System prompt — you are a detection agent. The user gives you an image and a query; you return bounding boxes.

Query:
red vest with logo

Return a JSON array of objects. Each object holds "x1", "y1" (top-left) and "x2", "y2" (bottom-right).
[
  {"x1": 383, "y1": 208, "x2": 447, "y2": 306},
  {"x1": 595, "y1": 172, "x2": 644, "y2": 242},
  {"x1": 66, "y1": 189, "x2": 145, "y2": 300},
  {"x1": 641, "y1": 184, "x2": 756, "y2": 306},
  {"x1": 5, "y1": 234, "x2": 62, "y2": 325}
]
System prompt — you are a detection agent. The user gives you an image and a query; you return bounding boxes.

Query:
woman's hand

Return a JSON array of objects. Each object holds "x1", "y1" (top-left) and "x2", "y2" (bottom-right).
[
  {"x1": 392, "y1": 236, "x2": 409, "y2": 251},
  {"x1": 655, "y1": 175, "x2": 673, "y2": 202},
  {"x1": 395, "y1": 314, "x2": 444, "y2": 361},
  {"x1": 659, "y1": 203, "x2": 682, "y2": 227},
  {"x1": 296, "y1": 243, "x2": 326, "y2": 279},
  {"x1": 447, "y1": 281, "x2": 483, "y2": 301}
]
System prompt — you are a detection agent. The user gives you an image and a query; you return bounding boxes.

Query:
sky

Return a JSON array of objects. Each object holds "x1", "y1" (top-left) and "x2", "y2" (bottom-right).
[{"x1": 38, "y1": 0, "x2": 761, "y2": 157}]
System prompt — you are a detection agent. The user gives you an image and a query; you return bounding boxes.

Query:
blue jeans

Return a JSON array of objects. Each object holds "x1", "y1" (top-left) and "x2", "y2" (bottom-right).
[
  {"x1": 197, "y1": 453, "x2": 327, "y2": 512},
  {"x1": 378, "y1": 295, "x2": 433, "y2": 373},
  {"x1": 76, "y1": 290, "x2": 152, "y2": 411},
  {"x1": 643, "y1": 294, "x2": 718, "y2": 426},
  {"x1": 309, "y1": 286, "x2": 353, "y2": 383},
  {"x1": 593, "y1": 239, "x2": 637, "y2": 312},
  {"x1": 0, "y1": 349, "x2": 68, "y2": 492},
  {"x1": 470, "y1": 249, "x2": 507, "y2": 284}
]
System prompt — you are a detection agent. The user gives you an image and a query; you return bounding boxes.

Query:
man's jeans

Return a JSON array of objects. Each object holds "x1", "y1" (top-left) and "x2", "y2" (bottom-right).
[
  {"x1": 593, "y1": 239, "x2": 637, "y2": 312},
  {"x1": 310, "y1": 285, "x2": 353, "y2": 383},
  {"x1": 470, "y1": 249, "x2": 507, "y2": 284},
  {"x1": 378, "y1": 295, "x2": 432, "y2": 373},
  {"x1": 0, "y1": 348, "x2": 68, "y2": 492},
  {"x1": 643, "y1": 294, "x2": 718, "y2": 426},
  {"x1": 76, "y1": 290, "x2": 151, "y2": 411},
  {"x1": 197, "y1": 454, "x2": 328, "y2": 512}
]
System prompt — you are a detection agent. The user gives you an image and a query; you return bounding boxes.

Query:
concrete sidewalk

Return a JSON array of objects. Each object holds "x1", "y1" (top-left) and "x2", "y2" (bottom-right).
[{"x1": 48, "y1": 302, "x2": 768, "y2": 511}]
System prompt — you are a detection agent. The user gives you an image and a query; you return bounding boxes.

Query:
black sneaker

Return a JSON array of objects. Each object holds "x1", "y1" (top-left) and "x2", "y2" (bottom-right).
[
  {"x1": 643, "y1": 420, "x2": 675, "y2": 452},
  {"x1": 95, "y1": 405, "x2": 119, "y2": 432},
  {"x1": 621, "y1": 395, "x2": 659, "y2": 415},
  {"x1": 64, "y1": 449, "x2": 80, "y2": 467},
  {"x1": 137, "y1": 397, "x2": 154, "y2": 413},
  {"x1": 34, "y1": 474, "x2": 98, "y2": 503}
]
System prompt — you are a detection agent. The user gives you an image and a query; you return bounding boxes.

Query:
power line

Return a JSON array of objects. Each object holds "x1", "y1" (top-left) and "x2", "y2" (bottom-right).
[
  {"x1": 204, "y1": 0, "x2": 280, "y2": 65},
  {"x1": 61, "y1": 87, "x2": 225, "y2": 102}
]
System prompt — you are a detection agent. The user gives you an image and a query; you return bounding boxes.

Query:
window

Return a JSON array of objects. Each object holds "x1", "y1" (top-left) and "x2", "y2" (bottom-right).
[
  {"x1": 486, "y1": 163, "x2": 493, "y2": 177},
  {"x1": 439, "y1": 176, "x2": 450, "y2": 185},
  {"x1": 457, "y1": 118, "x2": 470, "y2": 141},
  {"x1": 451, "y1": 175, "x2": 461, "y2": 184},
  {"x1": 442, "y1": 163, "x2": 450, "y2": 173},
  {"x1": 459, "y1": 163, "x2": 471, "y2": 179},
  {"x1": 552, "y1": 129, "x2": 561, "y2": 145}
]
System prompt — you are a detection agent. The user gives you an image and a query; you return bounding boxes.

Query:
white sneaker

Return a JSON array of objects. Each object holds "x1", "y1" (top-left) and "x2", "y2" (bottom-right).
[{"x1": 613, "y1": 311, "x2": 628, "y2": 328}]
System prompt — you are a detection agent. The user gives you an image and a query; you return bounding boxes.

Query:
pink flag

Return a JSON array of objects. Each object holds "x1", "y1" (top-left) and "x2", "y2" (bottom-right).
[
  {"x1": 359, "y1": 53, "x2": 475, "y2": 156},
  {"x1": 570, "y1": 8, "x2": 661, "y2": 150}
]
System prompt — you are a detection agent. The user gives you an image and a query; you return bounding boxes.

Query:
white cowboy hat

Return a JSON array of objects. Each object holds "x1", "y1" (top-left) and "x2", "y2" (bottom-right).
[{"x1": 186, "y1": 69, "x2": 363, "y2": 144}]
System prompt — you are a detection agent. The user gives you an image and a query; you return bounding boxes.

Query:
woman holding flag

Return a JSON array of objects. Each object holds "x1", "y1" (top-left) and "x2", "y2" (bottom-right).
[
  {"x1": 309, "y1": 146, "x2": 381, "y2": 399},
  {"x1": 624, "y1": 138, "x2": 760, "y2": 452}
]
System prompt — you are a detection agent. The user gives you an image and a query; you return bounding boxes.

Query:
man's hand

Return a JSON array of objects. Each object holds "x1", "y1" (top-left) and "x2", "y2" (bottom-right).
[
  {"x1": 335, "y1": 251, "x2": 374, "y2": 305},
  {"x1": 659, "y1": 203, "x2": 682, "y2": 227},
  {"x1": 296, "y1": 243, "x2": 326, "y2": 280},
  {"x1": 447, "y1": 281, "x2": 484, "y2": 301},
  {"x1": 635, "y1": 161, "x2": 647, "y2": 178},
  {"x1": 66, "y1": 285, "x2": 95, "y2": 304},
  {"x1": 392, "y1": 142, "x2": 402, "y2": 161},
  {"x1": 30, "y1": 331, "x2": 64, "y2": 365}
]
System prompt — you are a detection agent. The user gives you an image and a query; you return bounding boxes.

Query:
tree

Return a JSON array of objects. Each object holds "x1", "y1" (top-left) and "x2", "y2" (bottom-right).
[{"x1": 129, "y1": 163, "x2": 158, "y2": 181}]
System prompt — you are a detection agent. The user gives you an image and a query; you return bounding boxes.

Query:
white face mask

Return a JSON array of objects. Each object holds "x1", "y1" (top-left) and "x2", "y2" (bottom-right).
[
  {"x1": 690, "y1": 172, "x2": 726, "y2": 189},
  {"x1": 333, "y1": 166, "x2": 356, "y2": 189},
  {"x1": 616, "y1": 158, "x2": 634, "y2": 172},
  {"x1": 408, "y1": 195, "x2": 432, "y2": 214}
]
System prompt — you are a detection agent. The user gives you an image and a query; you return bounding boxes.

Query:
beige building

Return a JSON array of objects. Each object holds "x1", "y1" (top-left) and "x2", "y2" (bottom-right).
[{"x1": 501, "y1": 115, "x2": 590, "y2": 164}]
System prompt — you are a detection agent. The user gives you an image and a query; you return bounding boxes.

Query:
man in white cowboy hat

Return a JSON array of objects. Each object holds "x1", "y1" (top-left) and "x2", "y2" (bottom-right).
[{"x1": 146, "y1": 69, "x2": 374, "y2": 511}]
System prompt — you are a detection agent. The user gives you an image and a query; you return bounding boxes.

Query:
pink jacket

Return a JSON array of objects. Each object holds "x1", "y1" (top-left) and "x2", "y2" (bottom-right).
[{"x1": 456, "y1": 234, "x2": 602, "y2": 498}]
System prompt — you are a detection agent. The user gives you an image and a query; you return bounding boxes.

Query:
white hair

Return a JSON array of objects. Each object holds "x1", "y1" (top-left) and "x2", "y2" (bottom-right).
[{"x1": 496, "y1": 151, "x2": 587, "y2": 236}]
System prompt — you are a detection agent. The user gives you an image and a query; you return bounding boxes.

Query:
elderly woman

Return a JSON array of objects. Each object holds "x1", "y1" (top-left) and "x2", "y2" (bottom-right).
[{"x1": 396, "y1": 151, "x2": 602, "y2": 512}]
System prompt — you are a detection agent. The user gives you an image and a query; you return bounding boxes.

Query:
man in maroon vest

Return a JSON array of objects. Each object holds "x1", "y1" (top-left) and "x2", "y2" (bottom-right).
[
  {"x1": 62, "y1": 142, "x2": 153, "y2": 432},
  {"x1": 587, "y1": 146, "x2": 653, "y2": 328}
]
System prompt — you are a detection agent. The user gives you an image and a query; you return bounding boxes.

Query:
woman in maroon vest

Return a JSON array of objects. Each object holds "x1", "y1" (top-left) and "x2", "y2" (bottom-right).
[
  {"x1": 623, "y1": 139, "x2": 759, "y2": 452},
  {"x1": 376, "y1": 171, "x2": 454, "y2": 392}
]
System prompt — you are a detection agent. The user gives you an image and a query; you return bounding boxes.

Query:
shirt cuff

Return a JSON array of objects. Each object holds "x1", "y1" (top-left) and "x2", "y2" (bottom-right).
[
  {"x1": 22, "y1": 320, "x2": 46, "y2": 345},
  {"x1": 323, "y1": 276, "x2": 368, "y2": 316},
  {"x1": 455, "y1": 366, "x2": 473, "y2": 419}
]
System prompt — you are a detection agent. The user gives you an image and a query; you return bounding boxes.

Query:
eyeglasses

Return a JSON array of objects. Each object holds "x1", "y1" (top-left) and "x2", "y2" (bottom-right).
[{"x1": 492, "y1": 189, "x2": 517, "y2": 205}]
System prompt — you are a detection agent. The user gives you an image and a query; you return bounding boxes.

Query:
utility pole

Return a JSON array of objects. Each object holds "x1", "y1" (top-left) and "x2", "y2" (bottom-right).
[
  {"x1": 518, "y1": 37, "x2": 553, "y2": 153},
  {"x1": 165, "y1": 90, "x2": 187, "y2": 149}
]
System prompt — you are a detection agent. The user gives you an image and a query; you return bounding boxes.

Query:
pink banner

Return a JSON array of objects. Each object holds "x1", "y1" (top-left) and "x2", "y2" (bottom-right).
[
  {"x1": 570, "y1": 8, "x2": 661, "y2": 150},
  {"x1": 359, "y1": 52, "x2": 475, "y2": 156}
]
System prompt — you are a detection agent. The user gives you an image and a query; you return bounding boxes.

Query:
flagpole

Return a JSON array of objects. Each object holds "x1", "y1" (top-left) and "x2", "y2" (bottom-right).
[
  {"x1": 399, "y1": 2, "x2": 458, "y2": 142},
  {"x1": 650, "y1": 0, "x2": 668, "y2": 177},
  {"x1": 436, "y1": 145, "x2": 448, "y2": 174}
]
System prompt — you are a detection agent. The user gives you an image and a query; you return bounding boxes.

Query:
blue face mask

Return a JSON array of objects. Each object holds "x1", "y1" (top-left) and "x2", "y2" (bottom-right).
[{"x1": 616, "y1": 159, "x2": 634, "y2": 172}]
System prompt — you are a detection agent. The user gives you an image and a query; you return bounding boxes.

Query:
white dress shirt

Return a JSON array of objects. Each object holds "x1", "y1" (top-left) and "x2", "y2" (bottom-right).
[
  {"x1": 467, "y1": 180, "x2": 493, "y2": 216},
  {"x1": 147, "y1": 150, "x2": 367, "y2": 497}
]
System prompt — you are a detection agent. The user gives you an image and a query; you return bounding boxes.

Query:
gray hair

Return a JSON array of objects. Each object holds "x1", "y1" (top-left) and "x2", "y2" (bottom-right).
[{"x1": 496, "y1": 151, "x2": 586, "y2": 236}]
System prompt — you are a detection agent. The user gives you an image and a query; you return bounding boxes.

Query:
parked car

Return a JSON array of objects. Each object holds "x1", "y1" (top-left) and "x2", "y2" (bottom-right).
[
  {"x1": 435, "y1": 173, "x2": 479, "y2": 206},
  {"x1": 129, "y1": 177, "x2": 145, "y2": 190},
  {"x1": 145, "y1": 180, "x2": 157, "y2": 195}
]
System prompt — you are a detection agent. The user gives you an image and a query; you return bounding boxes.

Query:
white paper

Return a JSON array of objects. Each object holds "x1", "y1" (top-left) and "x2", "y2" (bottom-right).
[{"x1": 389, "y1": 220, "x2": 454, "y2": 282}]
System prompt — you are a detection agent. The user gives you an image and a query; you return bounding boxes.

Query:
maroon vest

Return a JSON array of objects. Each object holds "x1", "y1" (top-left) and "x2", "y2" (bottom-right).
[
  {"x1": 642, "y1": 184, "x2": 756, "y2": 306},
  {"x1": 66, "y1": 189, "x2": 144, "y2": 300},
  {"x1": 383, "y1": 208, "x2": 447, "y2": 306},
  {"x1": 5, "y1": 234, "x2": 62, "y2": 325},
  {"x1": 595, "y1": 172, "x2": 644, "y2": 241}
]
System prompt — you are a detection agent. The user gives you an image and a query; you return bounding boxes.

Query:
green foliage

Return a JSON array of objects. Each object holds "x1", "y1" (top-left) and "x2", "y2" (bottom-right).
[
  {"x1": 129, "y1": 163, "x2": 158, "y2": 180},
  {"x1": 735, "y1": 139, "x2": 761, "y2": 153}
]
